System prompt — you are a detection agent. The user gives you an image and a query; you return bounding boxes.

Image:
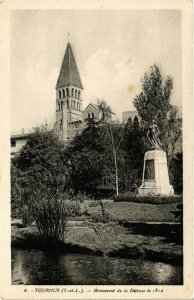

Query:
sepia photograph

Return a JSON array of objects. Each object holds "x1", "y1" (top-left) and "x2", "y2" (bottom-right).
[{"x1": 0, "y1": 0, "x2": 192, "y2": 299}]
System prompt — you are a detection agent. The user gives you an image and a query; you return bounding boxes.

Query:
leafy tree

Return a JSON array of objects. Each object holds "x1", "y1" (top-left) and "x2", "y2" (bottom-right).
[
  {"x1": 15, "y1": 129, "x2": 67, "y2": 193},
  {"x1": 133, "y1": 65, "x2": 182, "y2": 161},
  {"x1": 64, "y1": 118, "x2": 106, "y2": 195},
  {"x1": 64, "y1": 110, "x2": 127, "y2": 197}
]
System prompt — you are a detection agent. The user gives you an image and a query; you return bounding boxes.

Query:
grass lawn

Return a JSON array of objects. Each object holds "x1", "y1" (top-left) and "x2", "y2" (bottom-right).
[{"x1": 84, "y1": 201, "x2": 180, "y2": 223}]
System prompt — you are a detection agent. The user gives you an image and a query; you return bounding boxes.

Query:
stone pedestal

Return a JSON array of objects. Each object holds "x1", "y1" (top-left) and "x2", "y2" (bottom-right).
[{"x1": 138, "y1": 149, "x2": 174, "y2": 196}]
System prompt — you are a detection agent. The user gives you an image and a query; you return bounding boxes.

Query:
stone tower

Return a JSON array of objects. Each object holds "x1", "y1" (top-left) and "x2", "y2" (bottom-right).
[{"x1": 55, "y1": 42, "x2": 83, "y2": 141}]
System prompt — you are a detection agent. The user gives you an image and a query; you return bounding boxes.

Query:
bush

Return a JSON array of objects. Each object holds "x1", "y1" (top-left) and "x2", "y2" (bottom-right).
[
  {"x1": 32, "y1": 197, "x2": 68, "y2": 243},
  {"x1": 113, "y1": 192, "x2": 182, "y2": 205}
]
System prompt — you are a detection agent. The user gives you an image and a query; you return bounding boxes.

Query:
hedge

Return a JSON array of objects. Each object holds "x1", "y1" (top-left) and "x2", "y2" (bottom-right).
[{"x1": 113, "y1": 192, "x2": 182, "y2": 205}]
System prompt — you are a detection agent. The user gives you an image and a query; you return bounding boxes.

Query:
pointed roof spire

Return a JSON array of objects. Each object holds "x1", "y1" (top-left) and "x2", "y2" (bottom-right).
[{"x1": 56, "y1": 42, "x2": 83, "y2": 89}]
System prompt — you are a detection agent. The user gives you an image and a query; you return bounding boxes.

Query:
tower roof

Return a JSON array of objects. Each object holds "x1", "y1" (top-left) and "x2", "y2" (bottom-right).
[{"x1": 56, "y1": 42, "x2": 83, "y2": 89}]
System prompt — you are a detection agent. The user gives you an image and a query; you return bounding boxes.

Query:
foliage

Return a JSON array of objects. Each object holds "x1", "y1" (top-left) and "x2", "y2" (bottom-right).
[
  {"x1": 113, "y1": 192, "x2": 182, "y2": 205},
  {"x1": 133, "y1": 65, "x2": 173, "y2": 127},
  {"x1": 11, "y1": 130, "x2": 77, "y2": 241},
  {"x1": 66, "y1": 125, "x2": 121, "y2": 196},
  {"x1": 20, "y1": 205, "x2": 34, "y2": 227},
  {"x1": 11, "y1": 162, "x2": 22, "y2": 218},
  {"x1": 133, "y1": 64, "x2": 182, "y2": 160},
  {"x1": 22, "y1": 186, "x2": 81, "y2": 242},
  {"x1": 120, "y1": 116, "x2": 147, "y2": 191},
  {"x1": 32, "y1": 196, "x2": 68, "y2": 242},
  {"x1": 11, "y1": 130, "x2": 69, "y2": 218},
  {"x1": 169, "y1": 152, "x2": 183, "y2": 194},
  {"x1": 63, "y1": 112, "x2": 148, "y2": 197},
  {"x1": 64, "y1": 130, "x2": 102, "y2": 194},
  {"x1": 15, "y1": 130, "x2": 68, "y2": 191}
]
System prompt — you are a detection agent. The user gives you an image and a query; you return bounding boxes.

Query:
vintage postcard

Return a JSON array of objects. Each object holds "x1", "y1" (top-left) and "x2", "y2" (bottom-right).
[{"x1": 0, "y1": 0, "x2": 192, "y2": 299}]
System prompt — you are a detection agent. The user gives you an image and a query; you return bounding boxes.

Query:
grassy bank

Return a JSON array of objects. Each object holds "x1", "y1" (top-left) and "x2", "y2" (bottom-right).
[
  {"x1": 12, "y1": 200, "x2": 182, "y2": 265},
  {"x1": 12, "y1": 219, "x2": 182, "y2": 266}
]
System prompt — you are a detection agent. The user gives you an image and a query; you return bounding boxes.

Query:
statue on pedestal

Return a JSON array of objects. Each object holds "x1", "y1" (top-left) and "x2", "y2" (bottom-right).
[
  {"x1": 147, "y1": 120, "x2": 163, "y2": 149},
  {"x1": 138, "y1": 119, "x2": 174, "y2": 195}
]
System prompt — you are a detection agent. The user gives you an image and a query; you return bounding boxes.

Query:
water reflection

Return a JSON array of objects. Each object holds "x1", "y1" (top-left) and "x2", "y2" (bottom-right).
[
  {"x1": 12, "y1": 248, "x2": 183, "y2": 285},
  {"x1": 152, "y1": 262, "x2": 174, "y2": 284}
]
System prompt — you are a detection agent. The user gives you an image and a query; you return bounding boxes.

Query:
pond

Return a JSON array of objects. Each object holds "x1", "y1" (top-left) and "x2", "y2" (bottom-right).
[{"x1": 12, "y1": 248, "x2": 183, "y2": 285}]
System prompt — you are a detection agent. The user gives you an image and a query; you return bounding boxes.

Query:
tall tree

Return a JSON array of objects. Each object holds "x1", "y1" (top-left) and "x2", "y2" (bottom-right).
[{"x1": 133, "y1": 64, "x2": 181, "y2": 161}]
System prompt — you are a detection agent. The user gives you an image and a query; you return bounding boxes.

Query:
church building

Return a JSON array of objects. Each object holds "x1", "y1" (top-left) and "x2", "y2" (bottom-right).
[{"x1": 54, "y1": 42, "x2": 100, "y2": 142}]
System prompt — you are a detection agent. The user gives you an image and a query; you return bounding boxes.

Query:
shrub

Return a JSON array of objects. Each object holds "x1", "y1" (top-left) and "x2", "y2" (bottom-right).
[
  {"x1": 32, "y1": 197, "x2": 68, "y2": 243},
  {"x1": 20, "y1": 188, "x2": 82, "y2": 242},
  {"x1": 113, "y1": 192, "x2": 182, "y2": 205}
]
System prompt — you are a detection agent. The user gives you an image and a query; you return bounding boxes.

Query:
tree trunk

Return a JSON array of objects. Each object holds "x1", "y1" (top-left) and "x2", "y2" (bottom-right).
[
  {"x1": 108, "y1": 123, "x2": 119, "y2": 196},
  {"x1": 114, "y1": 150, "x2": 119, "y2": 196}
]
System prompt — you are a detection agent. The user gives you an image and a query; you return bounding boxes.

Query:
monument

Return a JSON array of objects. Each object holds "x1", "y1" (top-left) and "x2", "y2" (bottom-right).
[{"x1": 138, "y1": 120, "x2": 174, "y2": 195}]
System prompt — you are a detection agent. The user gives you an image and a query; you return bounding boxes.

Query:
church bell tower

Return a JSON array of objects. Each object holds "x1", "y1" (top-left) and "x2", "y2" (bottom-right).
[{"x1": 55, "y1": 42, "x2": 83, "y2": 141}]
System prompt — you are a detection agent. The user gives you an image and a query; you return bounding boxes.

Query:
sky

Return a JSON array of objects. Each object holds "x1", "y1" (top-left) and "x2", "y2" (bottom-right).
[{"x1": 11, "y1": 9, "x2": 181, "y2": 133}]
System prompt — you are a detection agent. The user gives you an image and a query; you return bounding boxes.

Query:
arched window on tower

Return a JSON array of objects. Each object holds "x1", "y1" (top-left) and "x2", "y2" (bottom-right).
[
  {"x1": 73, "y1": 101, "x2": 76, "y2": 109},
  {"x1": 88, "y1": 113, "x2": 90, "y2": 118},
  {"x1": 75, "y1": 89, "x2": 77, "y2": 98},
  {"x1": 71, "y1": 88, "x2": 74, "y2": 97},
  {"x1": 62, "y1": 89, "x2": 65, "y2": 98},
  {"x1": 67, "y1": 99, "x2": 69, "y2": 108},
  {"x1": 58, "y1": 102, "x2": 60, "y2": 110},
  {"x1": 78, "y1": 90, "x2": 80, "y2": 100},
  {"x1": 61, "y1": 102, "x2": 63, "y2": 110},
  {"x1": 92, "y1": 113, "x2": 94, "y2": 119},
  {"x1": 71, "y1": 100, "x2": 73, "y2": 107},
  {"x1": 77, "y1": 102, "x2": 79, "y2": 110},
  {"x1": 59, "y1": 90, "x2": 61, "y2": 99},
  {"x1": 66, "y1": 88, "x2": 69, "y2": 97}
]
